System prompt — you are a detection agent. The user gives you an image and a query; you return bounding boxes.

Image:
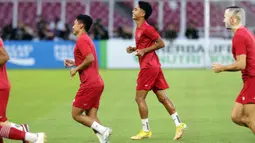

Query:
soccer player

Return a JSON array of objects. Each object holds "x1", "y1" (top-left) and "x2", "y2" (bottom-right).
[
  {"x1": 0, "y1": 38, "x2": 46, "y2": 142},
  {"x1": 64, "y1": 14, "x2": 112, "y2": 143},
  {"x1": 212, "y1": 6, "x2": 255, "y2": 134},
  {"x1": 126, "y1": 1, "x2": 187, "y2": 140}
]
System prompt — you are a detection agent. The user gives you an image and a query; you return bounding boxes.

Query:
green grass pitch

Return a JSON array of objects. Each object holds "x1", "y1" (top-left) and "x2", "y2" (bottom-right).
[{"x1": 3, "y1": 69, "x2": 254, "y2": 143}]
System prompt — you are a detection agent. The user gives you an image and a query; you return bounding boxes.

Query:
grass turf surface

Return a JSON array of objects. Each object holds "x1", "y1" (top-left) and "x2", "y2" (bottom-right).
[{"x1": 4, "y1": 69, "x2": 254, "y2": 143}]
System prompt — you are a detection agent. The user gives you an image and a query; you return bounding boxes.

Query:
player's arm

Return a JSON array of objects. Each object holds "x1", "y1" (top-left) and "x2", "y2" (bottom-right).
[
  {"x1": 223, "y1": 34, "x2": 247, "y2": 72},
  {"x1": 212, "y1": 35, "x2": 246, "y2": 73},
  {"x1": 75, "y1": 40, "x2": 94, "y2": 71},
  {"x1": 222, "y1": 55, "x2": 246, "y2": 71},
  {"x1": 136, "y1": 38, "x2": 164, "y2": 56},
  {"x1": 75, "y1": 53, "x2": 94, "y2": 71},
  {"x1": 136, "y1": 27, "x2": 164, "y2": 56},
  {"x1": 143, "y1": 38, "x2": 165, "y2": 53},
  {"x1": 70, "y1": 41, "x2": 94, "y2": 77},
  {"x1": 0, "y1": 46, "x2": 9, "y2": 66}
]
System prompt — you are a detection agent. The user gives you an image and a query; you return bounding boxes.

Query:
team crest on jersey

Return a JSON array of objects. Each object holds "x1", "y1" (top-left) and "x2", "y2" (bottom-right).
[{"x1": 137, "y1": 32, "x2": 142, "y2": 38}]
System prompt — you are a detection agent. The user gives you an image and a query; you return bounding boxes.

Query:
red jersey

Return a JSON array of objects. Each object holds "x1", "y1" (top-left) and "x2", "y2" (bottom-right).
[
  {"x1": 135, "y1": 21, "x2": 161, "y2": 69},
  {"x1": 74, "y1": 33, "x2": 103, "y2": 87},
  {"x1": 232, "y1": 27, "x2": 255, "y2": 81},
  {"x1": 0, "y1": 38, "x2": 10, "y2": 89}
]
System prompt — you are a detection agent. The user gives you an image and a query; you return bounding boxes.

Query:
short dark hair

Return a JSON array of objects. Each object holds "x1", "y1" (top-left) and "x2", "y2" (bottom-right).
[
  {"x1": 138, "y1": 1, "x2": 152, "y2": 20},
  {"x1": 76, "y1": 14, "x2": 93, "y2": 32},
  {"x1": 226, "y1": 6, "x2": 241, "y2": 9}
]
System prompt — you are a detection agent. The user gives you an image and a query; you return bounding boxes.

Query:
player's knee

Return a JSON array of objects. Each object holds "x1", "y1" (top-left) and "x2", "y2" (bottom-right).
[
  {"x1": 72, "y1": 112, "x2": 79, "y2": 121},
  {"x1": 231, "y1": 114, "x2": 242, "y2": 124},
  {"x1": 135, "y1": 96, "x2": 144, "y2": 104},
  {"x1": 72, "y1": 114, "x2": 77, "y2": 121}
]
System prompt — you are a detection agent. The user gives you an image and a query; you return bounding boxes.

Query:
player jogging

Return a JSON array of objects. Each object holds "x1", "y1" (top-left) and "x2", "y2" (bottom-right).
[
  {"x1": 64, "y1": 14, "x2": 112, "y2": 143},
  {"x1": 126, "y1": 1, "x2": 187, "y2": 140},
  {"x1": 212, "y1": 6, "x2": 255, "y2": 134},
  {"x1": 0, "y1": 38, "x2": 46, "y2": 143}
]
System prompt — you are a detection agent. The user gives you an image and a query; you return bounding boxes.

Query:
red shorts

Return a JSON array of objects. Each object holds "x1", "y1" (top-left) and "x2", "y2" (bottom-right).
[
  {"x1": 73, "y1": 84, "x2": 104, "y2": 110},
  {"x1": 236, "y1": 77, "x2": 255, "y2": 104},
  {"x1": 136, "y1": 67, "x2": 169, "y2": 91},
  {"x1": 0, "y1": 88, "x2": 10, "y2": 122}
]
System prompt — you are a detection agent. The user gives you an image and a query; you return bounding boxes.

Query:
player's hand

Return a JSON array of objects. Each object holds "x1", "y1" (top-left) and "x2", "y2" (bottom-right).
[
  {"x1": 135, "y1": 49, "x2": 145, "y2": 57},
  {"x1": 64, "y1": 59, "x2": 75, "y2": 67},
  {"x1": 70, "y1": 67, "x2": 77, "y2": 77},
  {"x1": 212, "y1": 63, "x2": 224, "y2": 73},
  {"x1": 126, "y1": 46, "x2": 135, "y2": 54}
]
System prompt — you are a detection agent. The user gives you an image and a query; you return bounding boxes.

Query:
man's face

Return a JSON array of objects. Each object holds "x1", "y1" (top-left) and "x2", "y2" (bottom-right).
[
  {"x1": 132, "y1": 5, "x2": 145, "y2": 20},
  {"x1": 72, "y1": 19, "x2": 82, "y2": 35},
  {"x1": 224, "y1": 9, "x2": 234, "y2": 29}
]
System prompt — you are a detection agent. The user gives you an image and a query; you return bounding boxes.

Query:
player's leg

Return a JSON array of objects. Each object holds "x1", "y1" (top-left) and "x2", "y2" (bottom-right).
[
  {"x1": 0, "y1": 89, "x2": 10, "y2": 125},
  {"x1": 85, "y1": 87, "x2": 103, "y2": 125},
  {"x1": 153, "y1": 89, "x2": 176, "y2": 114},
  {"x1": 0, "y1": 138, "x2": 3, "y2": 143},
  {"x1": 0, "y1": 122, "x2": 30, "y2": 143},
  {"x1": 86, "y1": 108, "x2": 101, "y2": 129},
  {"x1": 72, "y1": 86, "x2": 112, "y2": 142},
  {"x1": 0, "y1": 125, "x2": 45, "y2": 143},
  {"x1": 131, "y1": 90, "x2": 151, "y2": 140},
  {"x1": 131, "y1": 68, "x2": 159, "y2": 140},
  {"x1": 153, "y1": 89, "x2": 187, "y2": 140},
  {"x1": 244, "y1": 104, "x2": 255, "y2": 134},
  {"x1": 136, "y1": 90, "x2": 151, "y2": 131},
  {"x1": 153, "y1": 90, "x2": 181, "y2": 122},
  {"x1": 0, "y1": 89, "x2": 45, "y2": 143},
  {"x1": 232, "y1": 78, "x2": 255, "y2": 128},
  {"x1": 72, "y1": 106, "x2": 112, "y2": 142},
  {"x1": 231, "y1": 102, "x2": 248, "y2": 127},
  {"x1": 0, "y1": 89, "x2": 30, "y2": 143},
  {"x1": 0, "y1": 89, "x2": 24, "y2": 140},
  {"x1": 153, "y1": 69, "x2": 187, "y2": 140},
  {"x1": 136, "y1": 90, "x2": 150, "y2": 120},
  {"x1": 89, "y1": 86, "x2": 112, "y2": 143},
  {"x1": 86, "y1": 108, "x2": 101, "y2": 123},
  {"x1": 85, "y1": 90, "x2": 103, "y2": 143},
  {"x1": 72, "y1": 106, "x2": 100, "y2": 128},
  {"x1": 240, "y1": 78, "x2": 255, "y2": 134},
  {"x1": 0, "y1": 122, "x2": 28, "y2": 131},
  {"x1": 86, "y1": 108, "x2": 103, "y2": 142},
  {"x1": 72, "y1": 86, "x2": 99, "y2": 128}
]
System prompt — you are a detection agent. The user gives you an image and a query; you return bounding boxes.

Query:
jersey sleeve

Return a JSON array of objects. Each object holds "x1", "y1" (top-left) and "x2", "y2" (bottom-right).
[
  {"x1": 233, "y1": 34, "x2": 247, "y2": 55},
  {"x1": 77, "y1": 39, "x2": 92, "y2": 57},
  {"x1": 143, "y1": 26, "x2": 160, "y2": 41}
]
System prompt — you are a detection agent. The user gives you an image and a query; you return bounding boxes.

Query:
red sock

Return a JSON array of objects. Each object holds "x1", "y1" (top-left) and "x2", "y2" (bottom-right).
[
  {"x1": 0, "y1": 125, "x2": 25, "y2": 140},
  {"x1": 0, "y1": 138, "x2": 3, "y2": 143}
]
